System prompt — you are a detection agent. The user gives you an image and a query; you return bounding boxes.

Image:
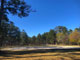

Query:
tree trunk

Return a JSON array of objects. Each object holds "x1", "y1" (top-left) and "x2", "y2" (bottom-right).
[{"x1": 0, "y1": 0, "x2": 5, "y2": 47}]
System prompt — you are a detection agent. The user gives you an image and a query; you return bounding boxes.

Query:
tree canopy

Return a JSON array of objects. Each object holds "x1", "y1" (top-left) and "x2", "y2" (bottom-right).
[{"x1": 0, "y1": 0, "x2": 32, "y2": 21}]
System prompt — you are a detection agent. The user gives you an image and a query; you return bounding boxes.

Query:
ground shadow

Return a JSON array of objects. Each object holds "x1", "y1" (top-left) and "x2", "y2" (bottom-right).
[{"x1": 0, "y1": 48, "x2": 80, "y2": 57}]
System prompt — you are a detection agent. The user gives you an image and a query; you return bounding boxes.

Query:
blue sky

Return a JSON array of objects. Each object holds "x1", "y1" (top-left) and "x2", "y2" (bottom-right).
[{"x1": 8, "y1": 0, "x2": 80, "y2": 37}]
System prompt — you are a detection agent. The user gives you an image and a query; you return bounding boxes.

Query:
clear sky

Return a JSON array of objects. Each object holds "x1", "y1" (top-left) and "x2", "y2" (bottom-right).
[{"x1": 8, "y1": 0, "x2": 80, "y2": 37}]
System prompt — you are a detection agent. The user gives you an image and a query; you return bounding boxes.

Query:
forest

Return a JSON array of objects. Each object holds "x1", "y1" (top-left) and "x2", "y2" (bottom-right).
[{"x1": 0, "y1": 20, "x2": 80, "y2": 47}]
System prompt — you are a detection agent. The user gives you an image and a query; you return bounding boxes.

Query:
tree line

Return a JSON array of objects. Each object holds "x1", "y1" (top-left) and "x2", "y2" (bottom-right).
[
  {"x1": 0, "y1": 20, "x2": 80, "y2": 47},
  {"x1": 0, "y1": 0, "x2": 80, "y2": 47},
  {"x1": 0, "y1": 0, "x2": 31, "y2": 47}
]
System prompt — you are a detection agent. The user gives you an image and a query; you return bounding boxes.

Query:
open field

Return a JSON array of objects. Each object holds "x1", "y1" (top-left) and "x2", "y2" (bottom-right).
[{"x1": 0, "y1": 47, "x2": 80, "y2": 60}]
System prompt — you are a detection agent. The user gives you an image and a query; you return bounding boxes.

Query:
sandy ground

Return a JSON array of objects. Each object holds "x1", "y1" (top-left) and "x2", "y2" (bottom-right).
[{"x1": 1, "y1": 45, "x2": 80, "y2": 51}]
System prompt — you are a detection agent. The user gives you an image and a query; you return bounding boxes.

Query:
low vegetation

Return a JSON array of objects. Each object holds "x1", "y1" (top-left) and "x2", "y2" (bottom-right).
[{"x1": 0, "y1": 49, "x2": 80, "y2": 60}]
